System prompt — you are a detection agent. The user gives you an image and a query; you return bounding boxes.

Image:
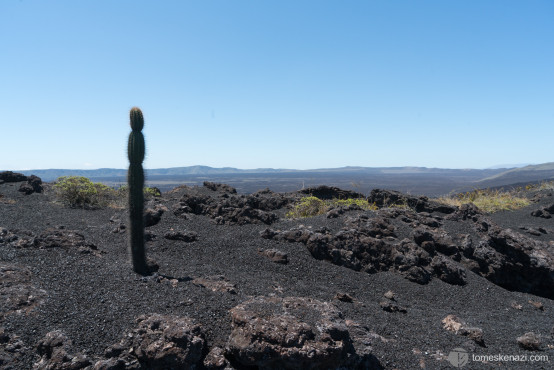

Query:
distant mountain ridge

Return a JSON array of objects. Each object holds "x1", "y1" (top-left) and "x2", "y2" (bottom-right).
[
  {"x1": 5, "y1": 162, "x2": 554, "y2": 196},
  {"x1": 14, "y1": 166, "x2": 297, "y2": 181},
  {"x1": 12, "y1": 165, "x2": 514, "y2": 182}
]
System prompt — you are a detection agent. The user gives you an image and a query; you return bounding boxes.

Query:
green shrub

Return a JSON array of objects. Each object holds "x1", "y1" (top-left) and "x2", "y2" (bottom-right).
[
  {"x1": 144, "y1": 186, "x2": 161, "y2": 198},
  {"x1": 286, "y1": 196, "x2": 327, "y2": 218},
  {"x1": 54, "y1": 176, "x2": 114, "y2": 208}
]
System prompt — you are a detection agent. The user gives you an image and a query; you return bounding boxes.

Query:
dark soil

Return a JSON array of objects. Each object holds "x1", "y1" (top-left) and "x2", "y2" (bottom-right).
[{"x1": 0, "y1": 181, "x2": 553, "y2": 369}]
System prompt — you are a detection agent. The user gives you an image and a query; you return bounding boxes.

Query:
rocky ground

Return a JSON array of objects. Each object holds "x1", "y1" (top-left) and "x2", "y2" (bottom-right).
[{"x1": 0, "y1": 172, "x2": 553, "y2": 369}]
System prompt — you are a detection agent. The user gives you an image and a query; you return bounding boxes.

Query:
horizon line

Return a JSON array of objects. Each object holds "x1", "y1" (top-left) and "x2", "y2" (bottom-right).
[{"x1": 3, "y1": 163, "x2": 541, "y2": 173}]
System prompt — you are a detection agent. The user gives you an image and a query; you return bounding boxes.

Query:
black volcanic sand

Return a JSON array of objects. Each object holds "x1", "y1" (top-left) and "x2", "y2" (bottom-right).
[{"x1": 0, "y1": 181, "x2": 553, "y2": 369}]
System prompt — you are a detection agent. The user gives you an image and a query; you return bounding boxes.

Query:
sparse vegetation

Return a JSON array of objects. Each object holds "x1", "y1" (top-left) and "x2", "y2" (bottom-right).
[
  {"x1": 379, "y1": 197, "x2": 411, "y2": 210},
  {"x1": 286, "y1": 196, "x2": 327, "y2": 218},
  {"x1": 54, "y1": 176, "x2": 114, "y2": 208},
  {"x1": 287, "y1": 183, "x2": 540, "y2": 218},
  {"x1": 505, "y1": 180, "x2": 554, "y2": 194},
  {"x1": 144, "y1": 186, "x2": 161, "y2": 197},
  {"x1": 332, "y1": 198, "x2": 376, "y2": 209},
  {"x1": 531, "y1": 180, "x2": 554, "y2": 191},
  {"x1": 54, "y1": 176, "x2": 162, "y2": 209},
  {"x1": 286, "y1": 196, "x2": 377, "y2": 218},
  {"x1": 437, "y1": 188, "x2": 531, "y2": 213}
]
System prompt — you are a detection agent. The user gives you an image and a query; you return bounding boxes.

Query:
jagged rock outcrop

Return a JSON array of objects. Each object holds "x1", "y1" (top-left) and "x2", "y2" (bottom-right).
[
  {"x1": 446, "y1": 203, "x2": 483, "y2": 222},
  {"x1": 0, "y1": 327, "x2": 27, "y2": 369},
  {"x1": 99, "y1": 314, "x2": 207, "y2": 369},
  {"x1": 203, "y1": 346, "x2": 230, "y2": 369},
  {"x1": 263, "y1": 204, "x2": 554, "y2": 298},
  {"x1": 470, "y1": 227, "x2": 554, "y2": 298},
  {"x1": 33, "y1": 315, "x2": 207, "y2": 369},
  {"x1": 0, "y1": 172, "x2": 27, "y2": 183},
  {"x1": 33, "y1": 330, "x2": 91, "y2": 369},
  {"x1": 173, "y1": 183, "x2": 290, "y2": 225},
  {"x1": 299, "y1": 185, "x2": 365, "y2": 200},
  {"x1": 226, "y1": 296, "x2": 380, "y2": 369},
  {"x1": 368, "y1": 189, "x2": 456, "y2": 214},
  {"x1": 262, "y1": 213, "x2": 467, "y2": 286}
]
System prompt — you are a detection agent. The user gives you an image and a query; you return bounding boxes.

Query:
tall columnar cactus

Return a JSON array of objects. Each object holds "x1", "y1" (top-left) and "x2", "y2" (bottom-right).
[{"x1": 128, "y1": 107, "x2": 148, "y2": 274}]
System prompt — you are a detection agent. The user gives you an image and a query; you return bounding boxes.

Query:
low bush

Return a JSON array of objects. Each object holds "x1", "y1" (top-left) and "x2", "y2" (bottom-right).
[
  {"x1": 286, "y1": 196, "x2": 327, "y2": 218},
  {"x1": 54, "y1": 176, "x2": 114, "y2": 208},
  {"x1": 54, "y1": 178, "x2": 163, "y2": 209},
  {"x1": 144, "y1": 186, "x2": 161, "y2": 197}
]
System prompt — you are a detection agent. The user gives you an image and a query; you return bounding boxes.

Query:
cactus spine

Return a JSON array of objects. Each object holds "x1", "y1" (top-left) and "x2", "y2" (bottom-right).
[{"x1": 128, "y1": 107, "x2": 148, "y2": 274}]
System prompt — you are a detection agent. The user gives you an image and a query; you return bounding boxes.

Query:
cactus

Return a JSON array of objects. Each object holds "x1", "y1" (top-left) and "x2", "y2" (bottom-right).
[{"x1": 127, "y1": 107, "x2": 148, "y2": 274}]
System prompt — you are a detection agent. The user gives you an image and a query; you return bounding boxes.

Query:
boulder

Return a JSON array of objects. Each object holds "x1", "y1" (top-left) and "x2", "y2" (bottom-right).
[
  {"x1": 517, "y1": 332, "x2": 541, "y2": 351},
  {"x1": 18, "y1": 175, "x2": 43, "y2": 195},
  {"x1": 34, "y1": 330, "x2": 91, "y2": 369},
  {"x1": 531, "y1": 203, "x2": 554, "y2": 218},
  {"x1": 226, "y1": 296, "x2": 375, "y2": 369},
  {"x1": 203, "y1": 346, "x2": 230, "y2": 369},
  {"x1": 144, "y1": 206, "x2": 166, "y2": 227},
  {"x1": 102, "y1": 314, "x2": 206, "y2": 369}
]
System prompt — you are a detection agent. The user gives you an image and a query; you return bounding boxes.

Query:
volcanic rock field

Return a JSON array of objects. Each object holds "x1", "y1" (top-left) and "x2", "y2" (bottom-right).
[{"x1": 0, "y1": 172, "x2": 553, "y2": 369}]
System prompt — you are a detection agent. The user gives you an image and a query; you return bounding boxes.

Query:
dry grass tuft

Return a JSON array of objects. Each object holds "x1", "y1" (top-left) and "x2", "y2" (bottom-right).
[
  {"x1": 437, "y1": 188, "x2": 531, "y2": 213},
  {"x1": 286, "y1": 196, "x2": 377, "y2": 218}
]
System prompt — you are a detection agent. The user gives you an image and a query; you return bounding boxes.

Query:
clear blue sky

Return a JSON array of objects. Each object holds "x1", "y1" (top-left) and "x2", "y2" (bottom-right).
[{"x1": 1, "y1": 0, "x2": 552, "y2": 171}]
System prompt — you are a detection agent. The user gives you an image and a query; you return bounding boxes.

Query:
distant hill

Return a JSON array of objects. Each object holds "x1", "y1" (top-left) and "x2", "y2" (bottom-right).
[
  {"x1": 8, "y1": 163, "x2": 554, "y2": 196},
  {"x1": 15, "y1": 166, "x2": 293, "y2": 181},
  {"x1": 477, "y1": 162, "x2": 554, "y2": 188},
  {"x1": 15, "y1": 165, "x2": 507, "y2": 182},
  {"x1": 485, "y1": 163, "x2": 532, "y2": 169}
]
